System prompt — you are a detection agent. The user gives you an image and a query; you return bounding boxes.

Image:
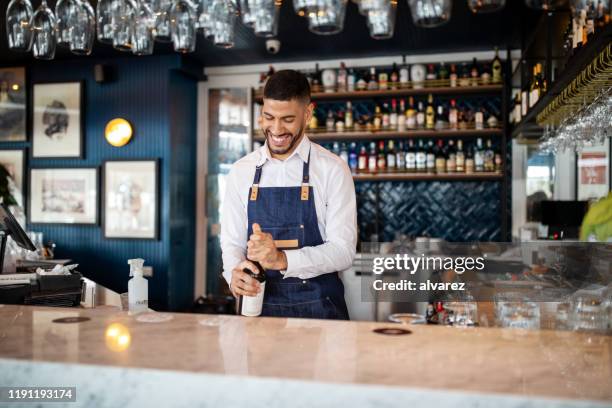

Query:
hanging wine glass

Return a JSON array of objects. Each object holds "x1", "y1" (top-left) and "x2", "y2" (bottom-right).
[
  {"x1": 112, "y1": 0, "x2": 137, "y2": 51},
  {"x1": 366, "y1": 0, "x2": 397, "y2": 39},
  {"x1": 353, "y1": 0, "x2": 387, "y2": 15},
  {"x1": 407, "y1": 0, "x2": 452, "y2": 28},
  {"x1": 150, "y1": 0, "x2": 173, "y2": 42},
  {"x1": 293, "y1": 0, "x2": 317, "y2": 16},
  {"x1": 240, "y1": 0, "x2": 256, "y2": 26},
  {"x1": 31, "y1": 0, "x2": 57, "y2": 60},
  {"x1": 466, "y1": 0, "x2": 505, "y2": 13},
  {"x1": 210, "y1": 0, "x2": 237, "y2": 48},
  {"x1": 70, "y1": 0, "x2": 95, "y2": 55},
  {"x1": 195, "y1": 0, "x2": 214, "y2": 38},
  {"x1": 96, "y1": 0, "x2": 114, "y2": 43},
  {"x1": 251, "y1": 0, "x2": 281, "y2": 37},
  {"x1": 307, "y1": 0, "x2": 347, "y2": 35},
  {"x1": 132, "y1": 0, "x2": 156, "y2": 55},
  {"x1": 6, "y1": 0, "x2": 33, "y2": 52},
  {"x1": 170, "y1": 0, "x2": 197, "y2": 53},
  {"x1": 55, "y1": 0, "x2": 77, "y2": 46}
]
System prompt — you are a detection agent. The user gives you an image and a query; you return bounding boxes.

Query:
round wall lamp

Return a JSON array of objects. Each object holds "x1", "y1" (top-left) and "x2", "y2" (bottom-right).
[{"x1": 105, "y1": 118, "x2": 133, "y2": 147}]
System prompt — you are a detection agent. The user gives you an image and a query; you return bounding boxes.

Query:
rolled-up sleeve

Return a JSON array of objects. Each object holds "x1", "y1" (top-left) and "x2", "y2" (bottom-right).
[
  {"x1": 220, "y1": 167, "x2": 248, "y2": 286},
  {"x1": 283, "y1": 160, "x2": 357, "y2": 279}
]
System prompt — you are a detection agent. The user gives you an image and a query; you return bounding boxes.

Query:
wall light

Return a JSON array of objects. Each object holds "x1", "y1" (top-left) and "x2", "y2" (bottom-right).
[{"x1": 105, "y1": 118, "x2": 133, "y2": 147}]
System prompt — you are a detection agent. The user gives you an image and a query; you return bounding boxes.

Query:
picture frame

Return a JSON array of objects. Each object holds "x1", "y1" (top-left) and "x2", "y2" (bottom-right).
[
  {"x1": 0, "y1": 67, "x2": 27, "y2": 142},
  {"x1": 31, "y1": 81, "x2": 84, "y2": 159},
  {"x1": 29, "y1": 167, "x2": 98, "y2": 225},
  {"x1": 576, "y1": 138, "x2": 611, "y2": 201},
  {"x1": 0, "y1": 148, "x2": 26, "y2": 208},
  {"x1": 103, "y1": 159, "x2": 159, "y2": 240}
]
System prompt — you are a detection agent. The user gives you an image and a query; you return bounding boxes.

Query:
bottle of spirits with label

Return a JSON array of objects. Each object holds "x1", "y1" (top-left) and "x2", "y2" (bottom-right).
[
  {"x1": 406, "y1": 97, "x2": 417, "y2": 129},
  {"x1": 347, "y1": 68, "x2": 356, "y2": 91},
  {"x1": 465, "y1": 142, "x2": 475, "y2": 174},
  {"x1": 335, "y1": 111, "x2": 345, "y2": 132},
  {"x1": 368, "y1": 142, "x2": 377, "y2": 172},
  {"x1": 238, "y1": 262, "x2": 266, "y2": 317},
  {"x1": 470, "y1": 58, "x2": 479, "y2": 86},
  {"x1": 438, "y1": 62, "x2": 449, "y2": 81},
  {"x1": 446, "y1": 140, "x2": 456, "y2": 173},
  {"x1": 386, "y1": 140, "x2": 396, "y2": 172},
  {"x1": 309, "y1": 103, "x2": 319, "y2": 130},
  {"x1": 435, "y1": 104, "x2": 447, "y2": 130},
  {"x1": 406, "y1": 139, "x2": 416, "y2": 172},
  {"x1": 382, "y1": 102, "x2": 390, "y2": 128},
  {"x1": 448, "y1": 99, "x2": 458, "y2": 129},
  {"x1": 345, "y1": 101, "x2": 353, "y2": 129},
  {"x1": 492, "y1": 47, "x2": 503, "y2": 84},
  {"x1": 459, "y1": 62, "x2": 470, "y2": 87},
  {"x1": 495, "y1": 149, "x2": 503, "y2": 173},
  {"x1": 426, "y1": 63, "x2": 437, "y2": 81},
  {"x1": 426, "y1": 140, "x2": 436, "y2": 174},
  {"x1": 474, "y1": 138, "x2": 485, "y2": 172},
  {"x1": 396, "y1": 141, "x2": 406, "y2": 171},
  {"x1": 484, "y1": 139, "x2": 495, "y2": 172},
  {"x1": 475, "y1": 107, "x2": 484, "y2": 130},
  {"x1": 449, "y1": 63, "x2": 458, "y2": 87},
  {"x1": 358, "y1": 144, "x2": 368, "y2": 172},
  {"x1": 425, "y1": 94, "x2": 435, "y2": 130},
  {"x1": 348, "y1": 142, "x2": 358, "y2": 173},
  {"x1": 390, "y1": 99, "x2": 398, "y2": 130},
  {"x1": 356, "y1": 70, "x2": 367, "y2": 91},
  {"x1": 416, "y1": 101, "x2": 425, "y2": 129},
  {"x1": 400, "y1": 58, "x2": 410, "y2": 88},
  {"x1": 379, "y1": 69, "x2": 389, "y2": 90},
  {"x1": 397, "y1": 99, "x2": 407, "y2": 130},
  {"x1": 415, "y1": 140, "x2": 425, "y2": 172},
  {"x1": 377, "y1": 140, "x2": 387, "y2": 172},
  {"x1": 337, "y1": 62, "x2": 348, "y2": 92},
  {"x1": 481, "y1": 63, "x2": 491, "y2": 85},
  {"x1": 390, "y1": 63, "x2": 399, "y2": 89},
  {"x1": 339, "y1": 142, "x2": 349, "y2": 164},
  {"x1": 368, "y1": 67, "x2": 378, "y2": 90},
  {"x1": 529, "y1": 64, "x2": 541, "y2": 108},
  {"x1": 455, "y1": 139, "x2": 465, "y2": 173},
  {"x1": 373, "y1": 104, "x2": 382, "y2": 130},
  {"x1": 435, "y1": 139, "x2": 447, "y2": 174},
  {"x1": 326, "y1": 109, "x2": 335, "y2": 131}
]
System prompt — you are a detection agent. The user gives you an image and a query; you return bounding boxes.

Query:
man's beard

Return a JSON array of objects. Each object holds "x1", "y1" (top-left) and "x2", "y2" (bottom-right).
[{"x1": 264, "y1": 124, "x2": 305, "y2": 155}]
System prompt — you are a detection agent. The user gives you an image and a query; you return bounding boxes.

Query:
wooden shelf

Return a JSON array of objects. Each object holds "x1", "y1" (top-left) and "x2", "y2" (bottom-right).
[
  {"x1": 254, "y1": 84, "x2": 503, "y2": 103},
  {"x1": 352, "y1": 172, "x2": 503, "y2": 182},
  {"x1": 253, "y1": 128, "x2": 503, "y2": 142}
]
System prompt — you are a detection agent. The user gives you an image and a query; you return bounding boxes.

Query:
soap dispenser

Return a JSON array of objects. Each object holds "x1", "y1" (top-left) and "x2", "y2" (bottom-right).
[{"x1": 128, "y1": 258, "x2": 148, "y2": 314}]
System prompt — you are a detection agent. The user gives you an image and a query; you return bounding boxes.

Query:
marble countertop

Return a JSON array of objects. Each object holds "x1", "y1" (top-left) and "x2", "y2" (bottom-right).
[{"x1": 0, "y1": 304, "x2": 610, "y2": 405}]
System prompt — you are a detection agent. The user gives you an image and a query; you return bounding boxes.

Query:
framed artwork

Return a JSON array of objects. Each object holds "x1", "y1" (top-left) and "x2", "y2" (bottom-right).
[
  {"x1": 103, "y1": 159, "x2": 159, "y2": 239},
  {"x1": 0, "y1": 67, "x2": 27, "y2": 142},
  {"x1": 32, "y1": 81, "x2": 84, "y2": 158},
  {"x1": 0, "y1": 148, "x2": 26, "y2": 207},
  {"x1": 29, "y1": 168, "x2": 98, "y2": 224},
  {"x1": 577, "y1": 138, "x2": 610, "y2": 201}
]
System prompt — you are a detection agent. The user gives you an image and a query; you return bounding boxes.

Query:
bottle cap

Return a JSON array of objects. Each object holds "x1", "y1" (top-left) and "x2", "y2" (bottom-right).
[{"x1": 128, "y1": 258, "x2": 145, "y2": 277}]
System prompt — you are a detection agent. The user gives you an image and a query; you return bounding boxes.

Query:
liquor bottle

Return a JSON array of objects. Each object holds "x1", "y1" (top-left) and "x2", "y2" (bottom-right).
[
  {"x1": 406, "y1": 97, "x2": 417, "y2": 129},
  {"x1": 435, "y1": 139, "x2": 447, "y2": 174},
  {"x1": 339, "y1": 142, "x2": 349, "y2": 164},
  {"x1": 426, "y1": 63, "x2": 437, "y2": 81},
  {"x1": 332, "y1": 142, "x2": 340, "y2": 156},
  {"x1": 481, "y1": 63, "x2": 491, "y2": 85},
  {"x1": 382, "y1": 102, "x2": 390, "y2": 128},
  {"x1": 494, "y1": 149, "x2": 503, "y2": 173},
  {"x1": 337, "y1": 62, "x2": 348, "y2": 92},
  {"x1": 474, "y1": 138, "x2": 485, "y2": 172},
  {"x1": 465, "y1": 142, "x2": 475, "y2": 174},
  {"x1": 449, "y1": 64, "x2": 458, "y2": 87},
  {"x1": 348, "y1": 68, "x2": 357, "y2": 91},
  {"x1": 345, "y1": 101, "x2": 354, "y2": 129},
  {"x1": 238, "y1": 262, "x2": 266, "y2": 316},
  {"x1": 434, "y1": 104, "x2": 447, "y2": 130},
  {"x1": 492, "y1": 47, "x2": 503, "y2": 84},
  {"x1": 309, "y1": 102, "x2": 319, "y2": 129},
  {"x1": 312, "y1": 63, "x2": 322, "y2": 91},
  {"x1": 377, "y1": 140, "x2": 387, "y2": 171},
  {"x1": 521, "y1": 81, "x2": 529, "y2": 117},
  {"x1": 373, "y1": 104, "x2": 383, "y2": 130},
  {"x1": 368, "y1": 142, "x2": 377, "y2": 172},
  {"x1": 406, "y1": 140, "x2": 416, "y2": 172},
  {"x1": 358, "y1": 144, "x2": 368, "y2": 172},
  {"x1": 390, "y1": 63, "x2": 399, "y2": 89},
  {"x1": 484, "y1": 139, "x2": 495, "y2": 172},
  {"x1": 396, "y1": 141, "x2": 406, "y2": 171},
  {"x1": 457, "y1": 106, "x2": 468, "y2": 130},
  {"x1": 456, "y1": 139, "x2": 465, "y2": 173},
  {"x1": 459, "y1": 62, "x2": 470, "y2": 87},
  {"x1": 426, "y1": 140, "x2": 436, "y2": 174},
  {"x1": 446, "y1": 140, "x2": 457, "y2": 173},
  {"x1": 475, "y1": 107, "x2": 484, "y2": 130},
  {"x1": 438, "y1": 62, "x2": 449, "y2": 81},
  {"x1": 386, "y1": 140, "x2": 396, "y2": 172},
  {"x1": 416, "y1": 101, "x2": 425, "y2": 129},
  {"x1": 529, "y1": 63, "x2": 541, "y2": 108},
  {"x1": 379, "y1": 69, "x2": 389, "y2": 90},
  {"x1": 390, "y1": 99, "x2": 398, "y2": 130},
  {"x1": 348, "y1": 142, "x2": 358, "y2": 173},
  {"x1": 414, "y1": 140, "x2": 425, "y2": 172},
  {"x1": 356, "y1": 70, "x2": 367, "y2": 91},
  {"x1": 326, "y1": 110, "x2": 335, "y2": 131},
  {"x1": 399, "y1": 59, "x2": 410, "y2": 87},
  {"x1": 397, "y1": 99, "x2": 407, "y2": 130},
  {"x1": 512, "y1": 93, "x2": 522, "y2": 124},
  {"x1": 368, "y1": 67, "x2": 378, "y2": 90},
  {"x1": 470, "y1": 58, "x2": 479, "y2": 86},
  {"x1": 448, "y1": 99, "x2": 458, "y2": 129},
  {"x1": 425, "y1": 94, "x2": 435, "y2": 130},
  {"x1": 335, "y1": 111, "x2": 345, "y2": 132}
]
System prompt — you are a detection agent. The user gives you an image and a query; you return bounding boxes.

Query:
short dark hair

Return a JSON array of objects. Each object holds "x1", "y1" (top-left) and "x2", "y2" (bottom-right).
[{"x1": 263, "y1": 70, "x2": 311, "y2": 103}]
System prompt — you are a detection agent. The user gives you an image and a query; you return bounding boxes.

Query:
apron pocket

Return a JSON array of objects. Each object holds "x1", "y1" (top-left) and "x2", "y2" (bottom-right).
[{"x1": 261, "y1": 225, "x2": 304, "y2": 249}]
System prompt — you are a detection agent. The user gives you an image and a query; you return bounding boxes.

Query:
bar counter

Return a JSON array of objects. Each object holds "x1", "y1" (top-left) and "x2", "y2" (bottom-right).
[{"x1": 0, "y1": 304, "x2": 610, "y2": 407}]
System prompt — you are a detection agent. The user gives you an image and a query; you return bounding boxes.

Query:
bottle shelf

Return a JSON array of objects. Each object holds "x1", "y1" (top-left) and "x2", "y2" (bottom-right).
[
  {"x1": 253, "y1": 83, "x2": 503, "y2": 103},
  {"x1": 352, "y1": 171, "x2": 503, "y2": 182},
  {"x1": 253, "y1": 128, "x2": 503, "y2": 142}
]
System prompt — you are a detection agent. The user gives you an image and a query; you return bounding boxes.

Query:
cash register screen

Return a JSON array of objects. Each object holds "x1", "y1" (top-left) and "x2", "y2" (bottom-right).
[{"x1": 0, "y1": 203, "x2": 35, "y2": 251}]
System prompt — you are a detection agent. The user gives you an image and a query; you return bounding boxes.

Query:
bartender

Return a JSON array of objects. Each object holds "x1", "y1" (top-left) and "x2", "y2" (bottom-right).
[{"x1": 220, "y1": 70, "x2": 357, "y2": 319}]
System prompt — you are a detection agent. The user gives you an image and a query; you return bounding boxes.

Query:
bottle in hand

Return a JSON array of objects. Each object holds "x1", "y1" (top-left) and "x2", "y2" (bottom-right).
[{"x1": 238, "y1": 261, "x2": 267, "y2": 317}]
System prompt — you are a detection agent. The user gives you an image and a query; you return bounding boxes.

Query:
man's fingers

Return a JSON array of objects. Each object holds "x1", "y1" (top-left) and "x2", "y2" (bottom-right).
[
  {"x1": 240, "y1": 260, "x2": 261, "y2": 275},
  {"x1": 252, "y1": 223, "x2": 262, "y2": 234}
]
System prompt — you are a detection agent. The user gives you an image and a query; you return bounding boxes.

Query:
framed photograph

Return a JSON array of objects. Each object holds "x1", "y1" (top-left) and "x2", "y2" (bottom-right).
[
  {"x1": 32, "y1": 81, "x2": 84, "y2": 158},
  {"x1": 103, "y1": 160, "x2": 159, "y2": 239},
  {"x1": 29, "y1": 168, "x2": 98, "y2": 224},
  {"x1": 0, "y1": 148, "x2": 26, "y2": 207},
  {"x1": 0, "y1": 67, "x2": 27, "y2": 142},
  {"x1": 577, "y1": 138, "x2": 610, "y2": 201}
]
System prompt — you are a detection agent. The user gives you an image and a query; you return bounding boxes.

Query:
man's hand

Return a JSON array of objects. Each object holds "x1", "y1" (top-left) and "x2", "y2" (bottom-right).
[
  {"x1": 230, "y1": 260, "x2": 263, "y2": 298},
  {"x1": 247, "y1": 223, "x2": 288, "y2": 270}
]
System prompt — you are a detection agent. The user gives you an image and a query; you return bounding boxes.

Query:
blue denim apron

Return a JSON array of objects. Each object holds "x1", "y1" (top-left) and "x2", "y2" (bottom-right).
[{"x1": 247, "y1": 149, "x2": 349, "y2": 320}]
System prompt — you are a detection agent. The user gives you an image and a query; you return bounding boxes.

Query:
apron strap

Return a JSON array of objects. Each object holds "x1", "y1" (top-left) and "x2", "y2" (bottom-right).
[
  {"x1": 301, "y1": 148, "x2": 311, "y2": 201},
  {"x1": 250, "y1": 165, "x2": 263, "y2": 201}
]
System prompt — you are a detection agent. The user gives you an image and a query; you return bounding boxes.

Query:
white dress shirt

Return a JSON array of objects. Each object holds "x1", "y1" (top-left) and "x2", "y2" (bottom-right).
[{"x1": 220, "y1": 136, "x2": 357, "y2": 283}]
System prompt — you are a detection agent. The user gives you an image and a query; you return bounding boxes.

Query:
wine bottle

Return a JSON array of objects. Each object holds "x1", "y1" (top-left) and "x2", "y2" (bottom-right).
[{"x1": 238, "y1": 262, "x2": 267, "y2": 317}]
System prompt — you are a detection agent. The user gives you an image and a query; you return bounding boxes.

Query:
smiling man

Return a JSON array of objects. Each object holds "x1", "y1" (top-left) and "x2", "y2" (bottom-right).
[{"x1": 220, "y1": 69, "x2": 357, "y2": 320}]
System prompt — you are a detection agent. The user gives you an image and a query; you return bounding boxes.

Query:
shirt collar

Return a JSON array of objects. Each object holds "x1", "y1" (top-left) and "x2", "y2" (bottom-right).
[{"x1": 258, "y1": 135, "x2": 311, "y2": 166}]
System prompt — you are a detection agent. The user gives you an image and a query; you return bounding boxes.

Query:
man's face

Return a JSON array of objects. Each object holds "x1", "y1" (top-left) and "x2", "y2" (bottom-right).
[{"x1": 261, "y1": 98, "x2": 312, "y2": 157}]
